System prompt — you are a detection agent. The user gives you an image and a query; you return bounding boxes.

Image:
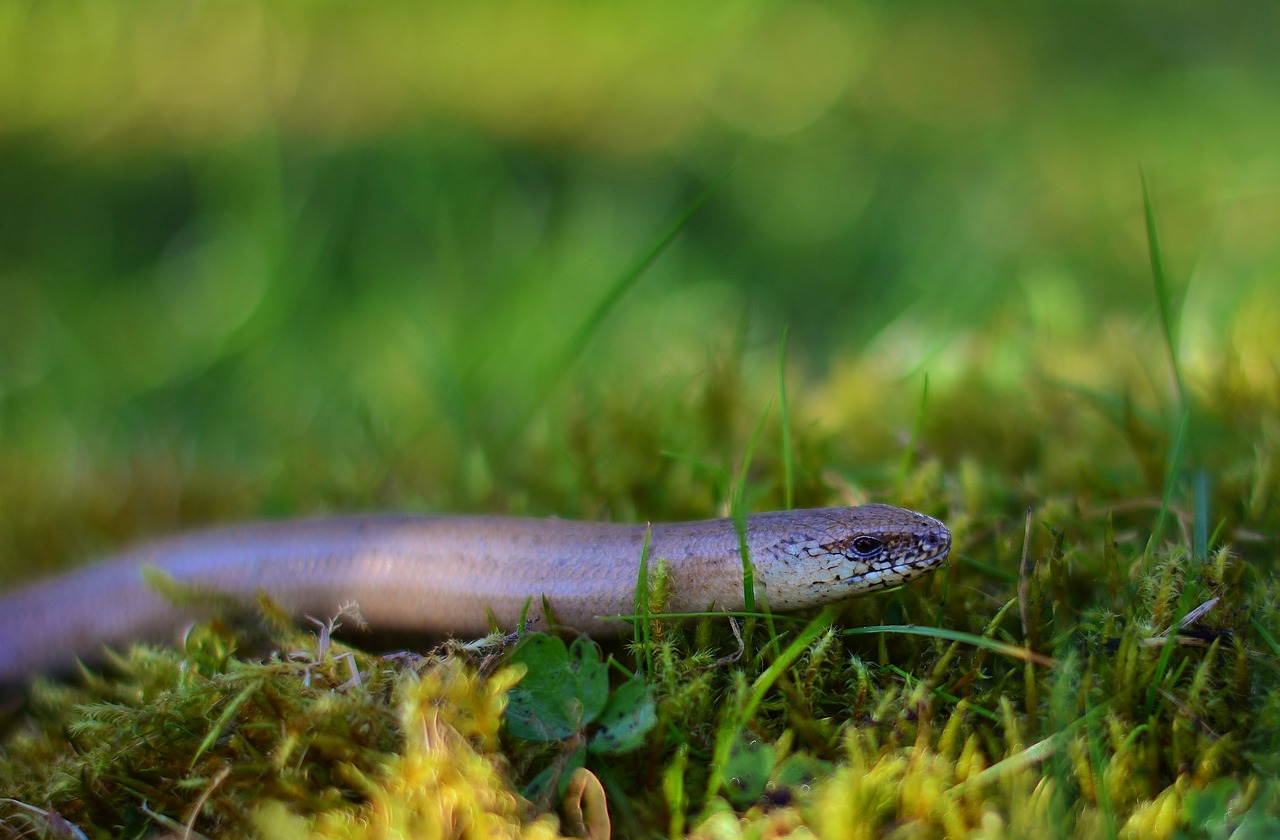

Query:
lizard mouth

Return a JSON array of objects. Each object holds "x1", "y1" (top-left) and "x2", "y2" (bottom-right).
[
  {"x1": 918, "y1": 539, "x2": 951, "y2": 566},
  {"x1": 912, "y1": 527, "x2": 952, "y2": 567},
  {"x1": 856, "y1": 531, "x2": 951, "y2": 587}
]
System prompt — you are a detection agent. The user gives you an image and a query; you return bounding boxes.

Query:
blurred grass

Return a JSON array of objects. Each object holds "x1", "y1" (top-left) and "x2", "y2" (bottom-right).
[
  {"x1": 0, "y1": 3, "x2": 1275, "y2": 477},
  {"x1": 1, "y1": 2, "x2": 1279, "y2": 836}
]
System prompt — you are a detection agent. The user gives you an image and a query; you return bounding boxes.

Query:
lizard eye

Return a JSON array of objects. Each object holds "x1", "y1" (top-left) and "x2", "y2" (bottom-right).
[{"x1": 850, "y1": 536, "x2": 884, "y2": 558}]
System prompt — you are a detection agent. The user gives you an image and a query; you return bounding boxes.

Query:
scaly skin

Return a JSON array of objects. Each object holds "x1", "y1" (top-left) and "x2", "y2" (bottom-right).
[{"x1": 0, "y1": 505, "x2": 950, "y2": 683}]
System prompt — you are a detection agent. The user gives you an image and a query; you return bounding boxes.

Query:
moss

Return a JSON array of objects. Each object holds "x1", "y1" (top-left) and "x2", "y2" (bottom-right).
[
  {"x1": 4, "y1": 357, "x2": 1279, "y2": 837},
  {"x1": 252, "y1": 660, "x2": 565, "y2": 840}
]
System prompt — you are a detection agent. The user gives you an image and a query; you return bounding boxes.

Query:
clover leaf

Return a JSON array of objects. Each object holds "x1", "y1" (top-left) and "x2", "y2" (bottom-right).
[
  {"x1": 506, "y1": 634, "x2": 654, "y2": 755},
  {"x1": 506, "y1": 634, "x2": 610, "y2": 742}
]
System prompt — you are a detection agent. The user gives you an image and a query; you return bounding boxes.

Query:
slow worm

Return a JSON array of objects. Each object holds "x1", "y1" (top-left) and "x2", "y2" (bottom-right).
[{"x1": 0, "y1": 505, "x2": 950, "y2": 683}]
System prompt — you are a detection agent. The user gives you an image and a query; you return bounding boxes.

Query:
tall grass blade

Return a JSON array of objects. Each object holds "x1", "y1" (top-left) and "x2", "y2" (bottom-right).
[
  {"x1": 732, "y1": 400, "x2": 773, "y2": 614},
  {"x1": 1145, "y1": 407, "x2": 1189, "y2": 559},
  {"x1": 1086, "y1": 694, "x2": 1119, "y2": 840},
  {"x1": 898, "y1": 373, "x2": 929, "y2": 499},
  {"x1": 704, "y1": 607, "x2": 835, "y2": 804},
  {"x1": 1141, "y1": 169, "x2": 1186, "y2": 406},
  {"x1": 1193, "y1": 469, "x2": 1209, "y2": 561},
  {"x1": 632, "y1": 524, "x2": 655, "y2": 676},
  {"x1": 506, "y1": 172, "x2": 730, "y2": 449},
  {"x1": 778, "y1": 326, "x2": 794, "y2": 511}
]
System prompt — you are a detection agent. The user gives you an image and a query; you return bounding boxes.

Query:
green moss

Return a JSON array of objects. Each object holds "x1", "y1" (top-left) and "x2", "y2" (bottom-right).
[{"x1": 4, "y1": 328, "x2": 1279, "y2": 838}]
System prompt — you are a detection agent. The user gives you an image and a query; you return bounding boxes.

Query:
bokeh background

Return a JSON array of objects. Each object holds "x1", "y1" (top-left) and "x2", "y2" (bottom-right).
[{"x1": 1, "y1": 1, "x2": 1277, "y2": 574}]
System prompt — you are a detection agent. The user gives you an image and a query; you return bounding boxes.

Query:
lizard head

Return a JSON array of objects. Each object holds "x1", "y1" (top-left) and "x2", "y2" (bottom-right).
[{"x1": 752, "y1": 504, "x2": 951, "y2": 610}]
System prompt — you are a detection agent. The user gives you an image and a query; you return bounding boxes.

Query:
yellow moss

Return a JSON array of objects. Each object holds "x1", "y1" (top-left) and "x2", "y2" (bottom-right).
[
  {"x1": 807, "y1": 732, "x2": 959, "y2": 840},
  {"x1": 690, "y1": 803, "x2": 816, "y2": 840},
  {"x1": 253, "y1": 658, "x2": 565, "y2": 840},
  {"x1": 1119, "y1": 785, "x2": 1182, "y2": 840},
  {"x1": 955, "y1": 733, "x2": 988, "y2": 782},
  {"x1": 1002, "y1": 776, "x2": 1058, "y2": 838}
]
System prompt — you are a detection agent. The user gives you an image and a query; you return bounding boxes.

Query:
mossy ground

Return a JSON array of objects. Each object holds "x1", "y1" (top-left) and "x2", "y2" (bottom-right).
[
  {"x1": 2, "y1": 310, "x2": 1277, "y2": 837},
  {"x1": 1, "y1": 3, "x2": 1278, "y2": 837}
]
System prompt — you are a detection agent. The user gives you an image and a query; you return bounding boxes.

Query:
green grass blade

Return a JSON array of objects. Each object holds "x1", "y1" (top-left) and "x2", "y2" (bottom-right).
[
  {"x1": 704, "y1": 607, "x2": 835, "y2": 804},
  {"x1": 898, "y1": 373, "x2": 929, "y2": 499},
  {"x1": 506, "y1": 172, "x2": 730, "y2": 449},
  {"x1": 1142, "y1": 552, "x2": 1205, "y2": 719},
  {"x1": 1253, "y1": 615, "x2": 1280, "y2": 660},
  {"x1": 1145, "y1": 407, "x2": 1189, "y2": 559},
  {"x1": 844, "y1": 624, "x2": 1055, "y2": 667},
  {"x1": 1141, "y1": 168, "x2": 1186, "y2": 406},
  {"x1": 632, "y1": 524, "x2": 655, "y2": 676},
  {"x1": 1192, "y1": 469, "x2": 1209, "y2": 561},
  {"x1": 1086, "y1": 694, "x2": 1119, "y2": 840},
  {"x1": 603, "y1": 610, "x2": 812, "y2": 626},
  {"x1": 947, "y1": 702, "x2": 1111, "y2": 799},
  {"x1": 732, "y1": 399, "x2": 772, "y2": 614},
  {"x1": 885, "y1": 664, "x2": 1001, "y2": 722},
  {"x1": 191, "y1": 679, "x2": 262, "y2": 769},
  {"x1": 778, "y1": 326, "x2": 794, "y2": 511}
]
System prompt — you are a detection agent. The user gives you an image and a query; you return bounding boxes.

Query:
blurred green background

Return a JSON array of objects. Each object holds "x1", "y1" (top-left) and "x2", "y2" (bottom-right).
[{"x1": 1, "y1": 1, "x2": 1277, "y2": 569}]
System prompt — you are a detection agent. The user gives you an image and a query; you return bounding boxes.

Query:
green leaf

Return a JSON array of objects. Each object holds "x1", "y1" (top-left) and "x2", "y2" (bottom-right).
[
  {"x1": 721, "y1": 734, "x2": 776, "y2": 808},
  {"x1": 588, "y1": 675, "x2": 656, "y2": 755},
  {"x1": 524, "y1": 743, "x2": 588, "y2": 803},
  {"x1": 773, "y1": 752, "x2": 832, "y2": 793},
  {"x1": 764, "y1": 752, "x2": 836, "y2": 808},
  {"x1": 505, "y1": 634, "x2": 609, "y2": 742}
]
